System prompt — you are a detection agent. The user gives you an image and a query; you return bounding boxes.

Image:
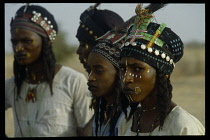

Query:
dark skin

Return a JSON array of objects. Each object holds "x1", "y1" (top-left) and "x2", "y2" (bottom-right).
[
  {"x1": 76, "y1": 41, "x2": 94, "y2": 72},
  {"x1": 87, "y1": 52, "x2": 117, "y2": 105},
  {"x1": 11, "y1": 28, "x2": 61, "y2": 84},
  {"x1": 120, "y1": 57, "x2": 176, "y2": 133},
  {"x1": 78, "y1": 52, "x2": 117, "y2": 136}
]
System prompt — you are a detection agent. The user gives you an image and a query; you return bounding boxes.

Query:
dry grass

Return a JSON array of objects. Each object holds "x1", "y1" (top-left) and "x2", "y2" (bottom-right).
[{"x1": 5, "y1": 47, "x2": 205, "y2": 137}]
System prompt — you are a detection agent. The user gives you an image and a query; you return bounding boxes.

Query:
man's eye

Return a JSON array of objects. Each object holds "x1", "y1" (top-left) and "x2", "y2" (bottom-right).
[
  {"x1": 23, "y1": 40, "x2": 33, "y2": 44},
  {"x1": 95, "y1": 69, "x2": 103, "y2": 73},
  {"x1": 120, "y1": 67, "x2": 126, "y2": 72},
  {"x1": 134, "y1": 67, "x2": 144, "y2": 72}
]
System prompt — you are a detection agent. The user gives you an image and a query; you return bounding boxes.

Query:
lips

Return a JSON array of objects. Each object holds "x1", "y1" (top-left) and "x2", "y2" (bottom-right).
[
  {"x1": 123, "y1": 87, "x2": 134, "y2": 94},
  {"x1": 87, "y1": 83, "x2": 98, "y2": 92},
  {"x1": 15, "y1": 53, "x2": 27, "y2": 60}
]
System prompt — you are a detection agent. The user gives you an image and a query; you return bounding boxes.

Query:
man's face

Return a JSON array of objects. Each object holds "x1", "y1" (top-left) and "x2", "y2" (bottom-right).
[
  {"x1": 119, "y1": 57, "x2": 156, "y2": 103},
  {"x1": 11, "y1": 28, "x2": 42, "y2": 65},
  {"x1": 76, "y1": 41, "x2": 94, "y2": 72},
  {"x1": 87, "y1": 52, "x2": 117, "y2": 97}
]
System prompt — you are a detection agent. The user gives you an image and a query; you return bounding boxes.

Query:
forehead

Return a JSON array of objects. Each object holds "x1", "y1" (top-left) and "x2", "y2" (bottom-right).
[
  {"x1": 11, "y1": 28, "x2": 39, "y2": 39},
  {"x1": 88, "y1": 52, "x2": 114, "y2": 68},
  {"x1": 120, "y1": 57, "x2": 151, "y2": 67}
]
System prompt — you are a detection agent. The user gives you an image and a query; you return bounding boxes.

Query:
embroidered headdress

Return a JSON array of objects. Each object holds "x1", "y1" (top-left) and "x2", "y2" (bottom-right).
[
  {"x1": 121, "y1": 4, "x2": 184, "y2": 74},
  {"x1": 10, "y1": 4, "x2": 58, "y2": 43},
  {"x1": 76, "y1": 3, "x2": 124, "y2": 46},
  {"x1": 91, "y1": 15, "x2": 136, "y2": 69}
]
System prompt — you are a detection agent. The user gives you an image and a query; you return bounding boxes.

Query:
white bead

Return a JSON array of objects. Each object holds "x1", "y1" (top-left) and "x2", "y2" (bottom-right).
[
  {"x1": 44, "y1": 17, "x2": 48, "y2": 21},
  {"x1": 166, "y1": 56, "x2": 170, "y2": 61},
  {"x1": 32, "y1": 11, "x2": 36, "y2": 14},
  {"x1": 161, "y1": 53, "x2": 166, "y2": 59},
  {"x1": 170, "y1": 59, "x2": 173, "y2": 64},
  {"x1": 125, "y1": 42, "x2": 130, "y2": 46},
  {"x1": 48, "y1": 21, "x2": 51, "y2": 24},
  {"x1": 132, "y1": 42, "x2": 137, "y2": 46},
  {"x1": 154, "y1": 50, "x2": 159, "y2": 56},
  {"x1": 50, "y1": 25, "x2": 53, "y2": 28},
  {"x1": 147, "y1": 48, "x2": 153, "y2": 53},
  {"x1": 141, "y1": 44, "x2": 146, "y2": 50}
]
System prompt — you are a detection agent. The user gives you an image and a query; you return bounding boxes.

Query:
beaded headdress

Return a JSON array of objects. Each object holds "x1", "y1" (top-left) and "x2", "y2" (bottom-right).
[
  {"x1": 76, "y1": 3, "x2": 124, "y2": 46},
  {"x1": 91, "y1": 15, "x2": 136, "y2": 69},
  {"x1": 121, "y1": 4, "x2": 184, "y2": 74},
  {"x1": 10, "y1": 4, "x2": 58, "y2": 43},
  {"x1": 92, "y1": 31, "x2": 126, "y2": 69}
]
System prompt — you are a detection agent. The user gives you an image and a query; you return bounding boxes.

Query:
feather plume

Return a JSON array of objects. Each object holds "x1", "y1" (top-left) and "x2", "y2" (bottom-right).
[
  {"x1": 93, "y1": 3, "x2": 101, "y2": 9},
  {"x1": 115, "y1": 15, "x2": 136, "y2": 32},
  {"x1": 145, "y1": 3, "x2": 168, "y2": 13}
]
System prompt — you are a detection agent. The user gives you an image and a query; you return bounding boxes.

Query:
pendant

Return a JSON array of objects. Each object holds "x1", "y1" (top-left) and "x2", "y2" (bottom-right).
[{"x1": 25, "y1": 87, "x2": 37, "y2": 103}]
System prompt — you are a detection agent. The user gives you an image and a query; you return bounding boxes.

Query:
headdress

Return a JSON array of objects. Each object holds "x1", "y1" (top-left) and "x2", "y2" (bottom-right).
[
  {"x1": 76, "y1": 3, "x2": 124, "y2": 46},
  {"x1": 10, "y1": 4, "x2": 58, "y2": 43},
  {"x1": 121, "y1": 4, "x2": 184, "y2": 74},
  {"x1": 91, "y1": 16, "x2": 134, "y2": 69}
]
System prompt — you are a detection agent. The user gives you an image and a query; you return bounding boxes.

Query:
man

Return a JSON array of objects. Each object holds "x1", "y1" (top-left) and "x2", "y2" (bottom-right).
[
  {"x1": 5, "y1": 4, "x2": 93, "y2": 137},
  {"x1": 76, "y1": 3, "x2": 124, "y2": 73}
]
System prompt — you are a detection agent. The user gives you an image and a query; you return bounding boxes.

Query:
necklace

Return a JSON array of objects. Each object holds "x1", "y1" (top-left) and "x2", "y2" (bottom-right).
[
  {"x1": 25, "y1": 74, "x2": 44, "y2": 103},
  {"x1": 136, "y1": 107, "x2": 159, "y2": 136},
  {"x1": 142, "y1": 106, "x2": 157, "y2": 112}
]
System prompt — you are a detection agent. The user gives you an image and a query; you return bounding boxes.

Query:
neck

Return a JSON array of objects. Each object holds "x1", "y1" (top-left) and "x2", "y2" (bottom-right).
[
  {"x1": 140, "y1": 91, "x2": 158, "y2": 111},
  {"x1": 103, "y1": 93, "x2": 116, "y2": 106},
  {"x1": 25, "y1": 61, "x2": 45, "y2": 84}
]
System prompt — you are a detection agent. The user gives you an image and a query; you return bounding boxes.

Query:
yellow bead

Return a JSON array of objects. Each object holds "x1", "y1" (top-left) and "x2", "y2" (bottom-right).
[
  {"x1": 94, "y1": 36, "x2": 98, "y2": 39},
  {"x1": 85, "y1": 27, "x2": 89, "y2": 31},
  {"x1": 81, "y1": 24, "x2": 85, "y2": 28},
  {"x1": 89, "y1": 31, "x2": 93, "y2": 34}
]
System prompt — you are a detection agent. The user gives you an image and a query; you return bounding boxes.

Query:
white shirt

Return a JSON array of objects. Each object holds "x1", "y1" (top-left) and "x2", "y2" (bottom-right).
[
  {"x1": 5, "y1": 66, "x2": 94, "y2": 137},
  {"x1": 118, "y1": 106, "x2": 205, "y2": 136}
]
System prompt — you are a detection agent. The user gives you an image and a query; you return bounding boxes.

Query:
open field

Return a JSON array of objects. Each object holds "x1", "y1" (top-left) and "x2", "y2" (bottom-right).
[{"x1": 5, "y1": 47, "x2": 205, "y2": 137}]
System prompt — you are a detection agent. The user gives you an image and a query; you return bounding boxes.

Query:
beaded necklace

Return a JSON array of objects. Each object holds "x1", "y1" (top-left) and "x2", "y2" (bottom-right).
[
  {"x1": 25, "y1": 70, "x2": 44, "y2": 103},
  {"x1": 136, "y1": 106, "x2": 160, "y2": 136}
]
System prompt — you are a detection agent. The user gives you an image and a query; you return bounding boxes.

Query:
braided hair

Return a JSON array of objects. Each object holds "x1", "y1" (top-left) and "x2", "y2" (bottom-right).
[
  {"x1": 119, "y1": 69, "x2": 173, "y2": 131},
  {"x1": 14, "y1": 36, "x2": 56, "y2": 98},
  {"x1": 93, "y1": 67, "x2": 122, "y2": 136}
]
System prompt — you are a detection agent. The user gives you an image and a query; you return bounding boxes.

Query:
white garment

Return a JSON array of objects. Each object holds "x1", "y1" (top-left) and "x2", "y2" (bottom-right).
[
  {"x1": 5, "y1": 66, "x2": 94, "y2": 137},
  {"x1": 118, "y1": 106, "x2": 205, "y2": 136}
]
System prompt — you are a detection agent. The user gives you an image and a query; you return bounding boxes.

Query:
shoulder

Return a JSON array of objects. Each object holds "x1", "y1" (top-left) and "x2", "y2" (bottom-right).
[
  {"x1": 164, "y1": 106, "x2": 205, "y2": 135},
  {"x1": 54, "y1": 66, "x2": 87, "y2": 83}
]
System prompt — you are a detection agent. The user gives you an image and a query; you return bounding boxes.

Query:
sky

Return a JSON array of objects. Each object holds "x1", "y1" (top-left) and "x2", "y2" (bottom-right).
[{"x1": 5, "y1": 3, "x2": 205, "y2": 53}]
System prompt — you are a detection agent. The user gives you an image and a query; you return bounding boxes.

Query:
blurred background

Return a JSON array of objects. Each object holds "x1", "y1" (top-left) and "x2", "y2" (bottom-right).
[{"x1": 5, "y1": 3, "x2": 205, "y2": 137}]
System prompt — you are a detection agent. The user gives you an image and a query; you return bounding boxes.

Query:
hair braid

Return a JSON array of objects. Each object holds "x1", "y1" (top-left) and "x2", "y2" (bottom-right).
[
  {"x1": 13, "y1": 36, "x2": 56, "y2": 98},
  {"x1": 156, "y1": 69, "x2": 172, "y2": 130}
]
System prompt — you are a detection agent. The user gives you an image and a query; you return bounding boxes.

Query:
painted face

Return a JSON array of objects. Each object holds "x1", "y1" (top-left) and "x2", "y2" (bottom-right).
[
  {"x1": 87, "y1": 52, "x2": 117, "y2": 97},
  {"x1": 119, "y1": 57, "x2": 156, "y2": 103},
  {"x1": 76, "y1": 41, "x2": 94, "y2": 71},
  {"x1": 11, "y1": 28, "x2": 42, "y2": 65}
]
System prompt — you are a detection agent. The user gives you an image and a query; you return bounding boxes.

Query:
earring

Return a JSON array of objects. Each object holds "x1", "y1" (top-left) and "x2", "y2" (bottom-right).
[{"x1": 85, "y1": 44, "x2": 89, "y2": 51}]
